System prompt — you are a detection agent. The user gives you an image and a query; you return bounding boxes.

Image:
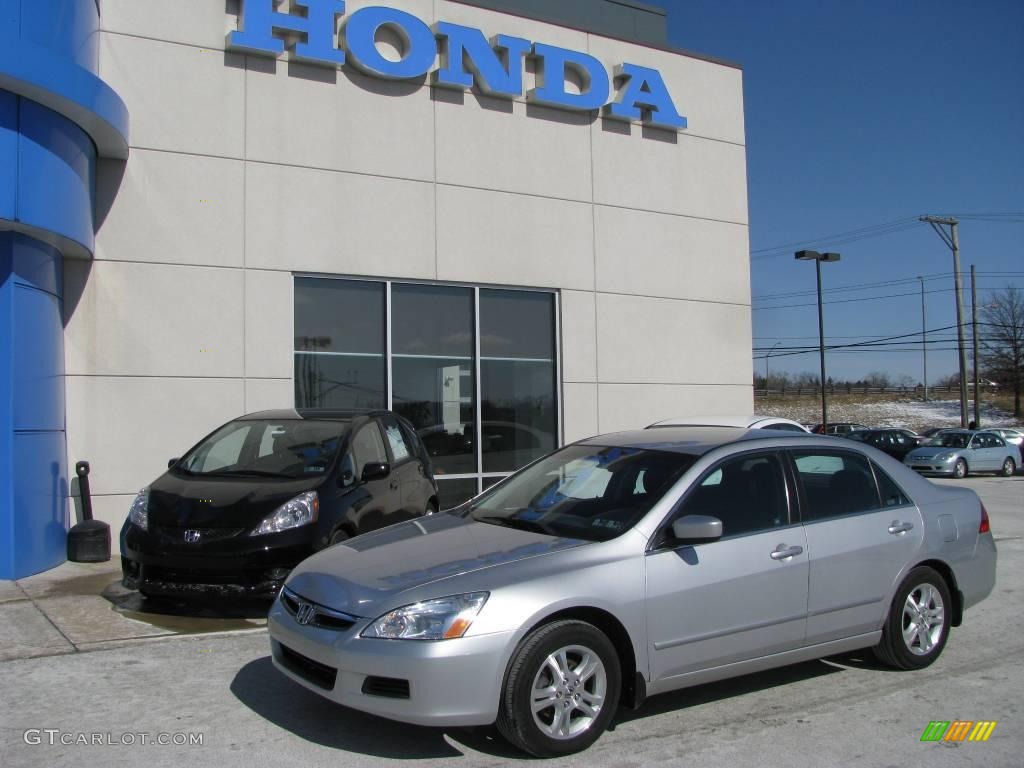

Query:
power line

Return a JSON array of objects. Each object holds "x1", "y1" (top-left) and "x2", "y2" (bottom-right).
[{"x1": 753, "y1": 283, "x2": 1020, "y2": 311}]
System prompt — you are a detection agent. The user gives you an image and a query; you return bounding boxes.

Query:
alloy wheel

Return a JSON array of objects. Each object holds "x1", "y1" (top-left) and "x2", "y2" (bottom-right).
[
  {"x1": 529, "y1": 645, "x2": 607, "y2": 740},
  {"x1": 902, "y1": 583, "x2": 946, "y2": 656}
]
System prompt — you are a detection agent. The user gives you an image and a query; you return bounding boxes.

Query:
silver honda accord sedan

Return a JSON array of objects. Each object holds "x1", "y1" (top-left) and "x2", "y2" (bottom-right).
[{"x1": 267, "y1": 427, "x2": 996, "y2": 757}]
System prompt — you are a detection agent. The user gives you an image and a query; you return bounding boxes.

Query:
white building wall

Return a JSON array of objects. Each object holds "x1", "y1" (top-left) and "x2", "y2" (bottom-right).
[{"x1": 71, "y1": 0, "x2": 752, "y2": 539}]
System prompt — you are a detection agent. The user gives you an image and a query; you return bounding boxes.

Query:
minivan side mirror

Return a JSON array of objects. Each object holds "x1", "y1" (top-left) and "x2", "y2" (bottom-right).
[
  {"x1": 361, "y1": 462, "x2": 391, "y2": 482},
  {"x1": 672, "y1": 515, "x2": 723, "y2": 542},
  {"x1": 168, "y1": 458, "x2": 179, "y2": 469}
]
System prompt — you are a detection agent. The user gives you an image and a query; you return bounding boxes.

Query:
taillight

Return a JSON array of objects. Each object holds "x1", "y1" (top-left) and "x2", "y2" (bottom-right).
[{"x1": 979, "y1": 502, "x2": 991, "y2": 534}]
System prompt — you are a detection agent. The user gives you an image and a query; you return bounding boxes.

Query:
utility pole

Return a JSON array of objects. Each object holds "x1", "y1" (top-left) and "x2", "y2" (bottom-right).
[
  {"x1": 765, "y1": 341, "x2": 780, "y2": 394},
  {"x1": 920, "y1": 215, "x2": 968, "y2": 427},
  {"x1": 919, "y1": 276, "x2": 928, "y2": 401},
  {"x1": 971, "y1": 264, "x2": 980, "y2": 427}
]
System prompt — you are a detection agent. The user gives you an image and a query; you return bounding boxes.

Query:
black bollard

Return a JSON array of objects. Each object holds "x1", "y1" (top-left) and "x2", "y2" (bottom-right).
[{"x1": 67, "y1": 461, "x2": 111, "y2": 562}]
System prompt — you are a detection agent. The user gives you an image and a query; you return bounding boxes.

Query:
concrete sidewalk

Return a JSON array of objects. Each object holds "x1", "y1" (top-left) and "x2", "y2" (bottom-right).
[{"x1": 0, "y1": 560, "x2": 267, "y2": 661}]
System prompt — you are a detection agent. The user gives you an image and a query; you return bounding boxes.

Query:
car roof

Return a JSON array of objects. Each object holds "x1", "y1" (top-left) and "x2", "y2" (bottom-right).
[
  {"x1": 647, "y1": 414, "x2": 806, "y2": 430},
  {"x1": 578, "y1": 426, "x2": 836, "y2": 455},
  {"x1": 237, "y1": 408, "x2": 390, "y2": 422}
]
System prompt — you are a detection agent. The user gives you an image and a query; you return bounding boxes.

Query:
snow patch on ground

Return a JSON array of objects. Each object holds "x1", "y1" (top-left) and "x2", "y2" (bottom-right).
[{"x1": 757, "y1": 398, "x2": 1021, "y2": 432}]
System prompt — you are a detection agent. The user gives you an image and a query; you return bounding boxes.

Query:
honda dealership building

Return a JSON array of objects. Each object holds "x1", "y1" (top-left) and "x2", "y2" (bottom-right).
[{"x1": 0, "y1": 0, "x2": 751, "y2": 577}]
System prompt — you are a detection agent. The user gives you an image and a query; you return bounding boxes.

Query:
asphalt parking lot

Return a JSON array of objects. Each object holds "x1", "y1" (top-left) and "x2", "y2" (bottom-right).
[{"x1": 1, "y1": 474, "x2": 1021, "y2": 767}]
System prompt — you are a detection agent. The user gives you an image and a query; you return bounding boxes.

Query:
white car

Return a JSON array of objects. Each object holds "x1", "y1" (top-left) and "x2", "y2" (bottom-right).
[{"x1": 648, "y1": 414, "x2": 809, "y2": 432}]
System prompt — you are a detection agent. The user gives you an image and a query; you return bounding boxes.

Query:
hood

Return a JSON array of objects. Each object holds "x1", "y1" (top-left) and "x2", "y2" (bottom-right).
[
  {"x1": 907, "y1": 447, "x2": 959, "y2": 460},
  {"x1": 285, "y1": 512, "x2": 587, "y2": 616},
  {"x1": 146, "y1": 471, "x2": 322, "y2": 528}
]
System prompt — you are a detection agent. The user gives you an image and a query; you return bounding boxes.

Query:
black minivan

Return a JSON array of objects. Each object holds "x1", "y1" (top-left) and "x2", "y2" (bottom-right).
[{"x1": 120, "y1": 409, "x2": 438, "y2": 598}]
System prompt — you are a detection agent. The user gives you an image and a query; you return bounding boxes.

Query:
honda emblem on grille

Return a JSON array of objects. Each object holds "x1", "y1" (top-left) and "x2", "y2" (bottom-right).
[
  {"x1": 295, "y1": 603, "x2": 316, "y2": 626},
  {"x1": 183, "y1": 529, "x2": 202, "y2": 544}
]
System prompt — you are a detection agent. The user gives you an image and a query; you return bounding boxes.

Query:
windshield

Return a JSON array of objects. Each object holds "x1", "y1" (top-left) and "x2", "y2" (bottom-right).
[
  {"x1": 177, "y1": 419, "x2": 348, "y2": 479},
  {"x1": 926, "y1": 434, "x2": 969, "y2": 449},
  {"x1": 466, "y1": 444, "x2": 695, "y2": 542}
]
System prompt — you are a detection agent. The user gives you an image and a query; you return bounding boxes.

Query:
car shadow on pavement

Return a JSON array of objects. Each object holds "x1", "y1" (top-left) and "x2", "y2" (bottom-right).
[
  {"x1": 230, "y1": 656, "x2": 526, "y2": 760},
  {"x1": 614, "y1": 659, "x2": 844, "y2": 724}
]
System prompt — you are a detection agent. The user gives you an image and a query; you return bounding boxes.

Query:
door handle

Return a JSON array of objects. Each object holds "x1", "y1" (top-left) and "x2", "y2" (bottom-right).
[
  {"x1": 770, "y1": 544, "x2": 804, "y2": 561},
  {"x1": 888, "y1": 521, "x2": 914, "y2": 535}
]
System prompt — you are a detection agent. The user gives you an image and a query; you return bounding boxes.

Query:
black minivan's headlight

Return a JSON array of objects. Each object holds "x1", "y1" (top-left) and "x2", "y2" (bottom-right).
[
  {"x1": 251, "y1": 491, "x2": 319, "y2": 536},
  {"x1": 128, "y1": 488, "x2": 149, "y2": 530}
]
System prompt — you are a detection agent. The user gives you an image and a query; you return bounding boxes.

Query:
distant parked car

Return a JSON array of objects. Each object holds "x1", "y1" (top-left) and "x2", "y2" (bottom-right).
[
  {"x1": 903, "y1": 430, "x2": 1017, "y2": 478},
  {"x1": 845, "y1": 429, "x2": 924, "y2": 461},
  {"x1": 120, "y1": 409, "x2": 438, "y2": 598},
  {"x1": 918, "y1": 427, "x2": 948, "y2": 439},
  {"x1": 811, "y1": 422, "x2": 870, "y2": 435},
  {"x1": 648, "y1": 414, "x2": 809, "y2": 432}
]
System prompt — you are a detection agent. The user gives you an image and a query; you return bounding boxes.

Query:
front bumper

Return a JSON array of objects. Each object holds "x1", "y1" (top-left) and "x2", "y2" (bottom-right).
[
  {"x1": 904, "y1": 460, "x2": 956, "y2": 476},
  {"x1": 267, "y1": 594, "x2": 516, "y2": 727},
  {"x1": 120, "y1": 522, "x2": 315, "y2": 597}
]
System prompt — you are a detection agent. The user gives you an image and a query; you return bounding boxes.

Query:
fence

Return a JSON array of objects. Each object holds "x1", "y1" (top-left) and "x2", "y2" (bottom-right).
[{"x1": 754, "y1": 384, "x2": 999, "y2": 398}]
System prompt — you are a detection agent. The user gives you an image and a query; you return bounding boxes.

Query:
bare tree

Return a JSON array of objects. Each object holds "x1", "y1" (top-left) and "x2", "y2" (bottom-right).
[{"x1": 981, "y1": 287, "x2": 1024, "y2": 416}]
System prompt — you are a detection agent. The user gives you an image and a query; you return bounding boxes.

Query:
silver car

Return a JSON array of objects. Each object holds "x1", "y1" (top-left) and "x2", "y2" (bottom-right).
[
  {"x1": 903, "y1": 429, "x2": 1018, "y2": 478},
  {"x1": 267, "y1": 427, "x2": 996, "y2": 757}
]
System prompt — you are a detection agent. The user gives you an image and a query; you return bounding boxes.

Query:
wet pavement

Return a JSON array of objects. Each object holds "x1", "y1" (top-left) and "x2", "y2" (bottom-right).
[{"x1": 0, "y1": 561, "x2": 268, "y2": 661}]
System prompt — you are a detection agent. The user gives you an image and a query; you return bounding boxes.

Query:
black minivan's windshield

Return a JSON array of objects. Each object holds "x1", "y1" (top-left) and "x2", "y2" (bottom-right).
[
  {"x1": 468, "y1": 444, "x2": 695, "y2": 542},
  {"x1": 177, "y1": 419, "x2": 347, "y2": 479}
]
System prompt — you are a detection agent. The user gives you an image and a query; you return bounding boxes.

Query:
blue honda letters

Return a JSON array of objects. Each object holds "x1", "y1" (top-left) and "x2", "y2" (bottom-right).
[{"x1": 228, "y1": 0, "x2": 687, "y2": 131}]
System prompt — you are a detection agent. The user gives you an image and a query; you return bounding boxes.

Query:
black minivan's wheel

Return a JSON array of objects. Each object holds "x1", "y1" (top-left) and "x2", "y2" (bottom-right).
[
  {"x1": 873, "y1": 566, "x2": 952, "y2": 670},
  {"x1": 328, "y1": 529, "x2": 350, "y2": 546},
  {"x1": 953, "y1": 458, "x2": 968, "y2": 479},
  {"x1": 497, "y1": 620, "x2": 620, "y2": 757},
  {"x1": 1001, "y1": 457, "x2": 1016, "y2": 477}
]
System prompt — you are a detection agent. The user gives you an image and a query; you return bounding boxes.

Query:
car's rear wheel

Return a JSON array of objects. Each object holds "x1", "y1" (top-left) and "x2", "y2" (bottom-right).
[
  {"x1": 1001, "y1": 457, "x2": 1016, "y2": 477},
  {"x1": 873, "y1": 566, "x2": 951, "y2": 670},
  {"x1": 953, "y1": 458, "x2": 968, "y2": 479},
  {"x1": 497, "y1": 620, "x2": 620, "y2": 757}
]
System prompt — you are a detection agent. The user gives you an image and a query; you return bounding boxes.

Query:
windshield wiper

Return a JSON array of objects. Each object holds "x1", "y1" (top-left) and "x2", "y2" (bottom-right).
[
  {"x1": 195, "y1": 469, "x2": 296, "y2": 479},
  {"x1": 473, "y1": 515, "x2": 552, "y2": 536}
]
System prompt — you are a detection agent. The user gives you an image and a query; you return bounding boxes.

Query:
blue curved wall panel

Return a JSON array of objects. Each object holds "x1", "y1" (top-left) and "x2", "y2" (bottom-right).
[{"x1": 1, "y1": 0, "x2": 126, "y2": 578}]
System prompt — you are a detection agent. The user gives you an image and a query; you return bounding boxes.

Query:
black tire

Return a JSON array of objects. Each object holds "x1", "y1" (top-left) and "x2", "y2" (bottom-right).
[
  {"x1": 328, "y1": 528, "x2": 350, "y2": 546},
  {"x1": 953, "y1": 458, "x2": 968, "y2": 479},
  {"x1": 873, "y1": 566, "x2": 952, "y2": 670},
  {"x1": 1001, "y1": 457, "x2": 1016, "y2": 477},
  {"x1": 496, "y1": 620, "x2": 620, "y2": 757}
]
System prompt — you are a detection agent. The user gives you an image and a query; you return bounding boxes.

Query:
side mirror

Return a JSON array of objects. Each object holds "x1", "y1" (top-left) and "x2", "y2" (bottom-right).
[
  {"x1": 671, "y1": 515, "x2": 723, "y2": 543},
  {"x1": 361, "y1": 462, "x2": 391, "y2": 482},
  {"x1": 168, "y1": 458, "x2": 179, "y2": 469}
]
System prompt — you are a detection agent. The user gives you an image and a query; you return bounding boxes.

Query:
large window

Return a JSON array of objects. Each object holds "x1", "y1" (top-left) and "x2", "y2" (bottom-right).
[{"x1": 295, "y1": 278, "x2": 559, "y2": 509}]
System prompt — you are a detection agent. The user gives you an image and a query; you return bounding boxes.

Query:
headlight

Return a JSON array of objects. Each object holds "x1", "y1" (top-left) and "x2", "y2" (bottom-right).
[
  {"x1": 362, "y1": 592, "x2": 489, "y2": 641},
  {"x1": 934, "y1": 452, "x2": 953, "y2": 462},
  {"x1": 251, "y1": 491, "x2": 319, "y2": 536},
  {"x1": 129, "y1": 488, "x2": 149, "y2": 530}
]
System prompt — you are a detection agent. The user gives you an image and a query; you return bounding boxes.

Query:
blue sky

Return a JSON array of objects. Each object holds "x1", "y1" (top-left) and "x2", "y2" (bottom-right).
[{"x1": 648, "y1": 0, "x2": 1024, "y2": 383}]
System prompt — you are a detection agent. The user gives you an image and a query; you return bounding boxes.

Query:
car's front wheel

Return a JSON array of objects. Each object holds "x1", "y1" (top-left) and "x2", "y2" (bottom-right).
[
  {"x1": 497, "y1": 620, "x2": 621, "y2": 757},
  {"x1": 873, "y1": 566, "x2": 951, "y2": 670},
  {"x1": 1001, "y1": 457, "x2": 1016, "y2": 477},
  {"x1": 953, "y1": 458, "x2": 968, "y2": 479}
]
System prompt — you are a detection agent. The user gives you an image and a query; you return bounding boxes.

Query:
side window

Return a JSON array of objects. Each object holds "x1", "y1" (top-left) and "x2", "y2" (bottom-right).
[
  {"x1": 873, "y1": 462, "x2": 912, "y2": 508},
  {"x1": 676, "y1": 452, "x2": 788, "y2": 538},
  {"x1": 381, "y1": 417, "x2": 415, "y2": 464},
  {"x1": 352, "y1": 423, "x2": 388, "y2": 473},
  {"x1": 762, "y1": 423, "x2": 804, "y2": 432},
  {"x1": 792, "y1": 451, "x2": 881, "y2": 521},
  {"x1": 990, "y1": 434, "x2": 1005, "y2": 447}
]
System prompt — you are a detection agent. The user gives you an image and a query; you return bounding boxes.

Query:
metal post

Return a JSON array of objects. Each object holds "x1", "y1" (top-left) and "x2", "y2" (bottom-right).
[
  {"x1": 971, "y1": 264, "x2": 980, "y2": 427},
  {"x1": 815, "y1": 259, "x2": 828, "y2": 430},
  {"x1": 766, "y1": 341, "x2": 780, "y2": 394},
  {"x1": 919, "y1": 276, "x2": 928, "y2": 401}
]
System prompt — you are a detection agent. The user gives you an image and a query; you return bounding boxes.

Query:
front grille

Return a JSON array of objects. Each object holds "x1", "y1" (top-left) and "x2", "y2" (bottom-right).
[
  {"x1": 362, "y1": 676, "x2": 410, "y2": 699},
  {"x1": 145, "y1": 566, "x2": 241, "y2": 585},
  {"x1": 152, "y1": 526, "x2": 245, "y2": 543},
  {"x1": 281, "y1": 588, "x2": 358, "y2": 631},
  {"x1": 279, "y1": 644, "x2": 338, "y2": 690}
]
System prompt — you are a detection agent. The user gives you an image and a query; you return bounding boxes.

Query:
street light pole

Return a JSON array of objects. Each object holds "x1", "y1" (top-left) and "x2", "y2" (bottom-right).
[
  {"x1": 971, "y1": 264, "x2": 981, "y2": 427},
  {"x1": 795, "y1": 250, "x2": 841, "y2": 430}
]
